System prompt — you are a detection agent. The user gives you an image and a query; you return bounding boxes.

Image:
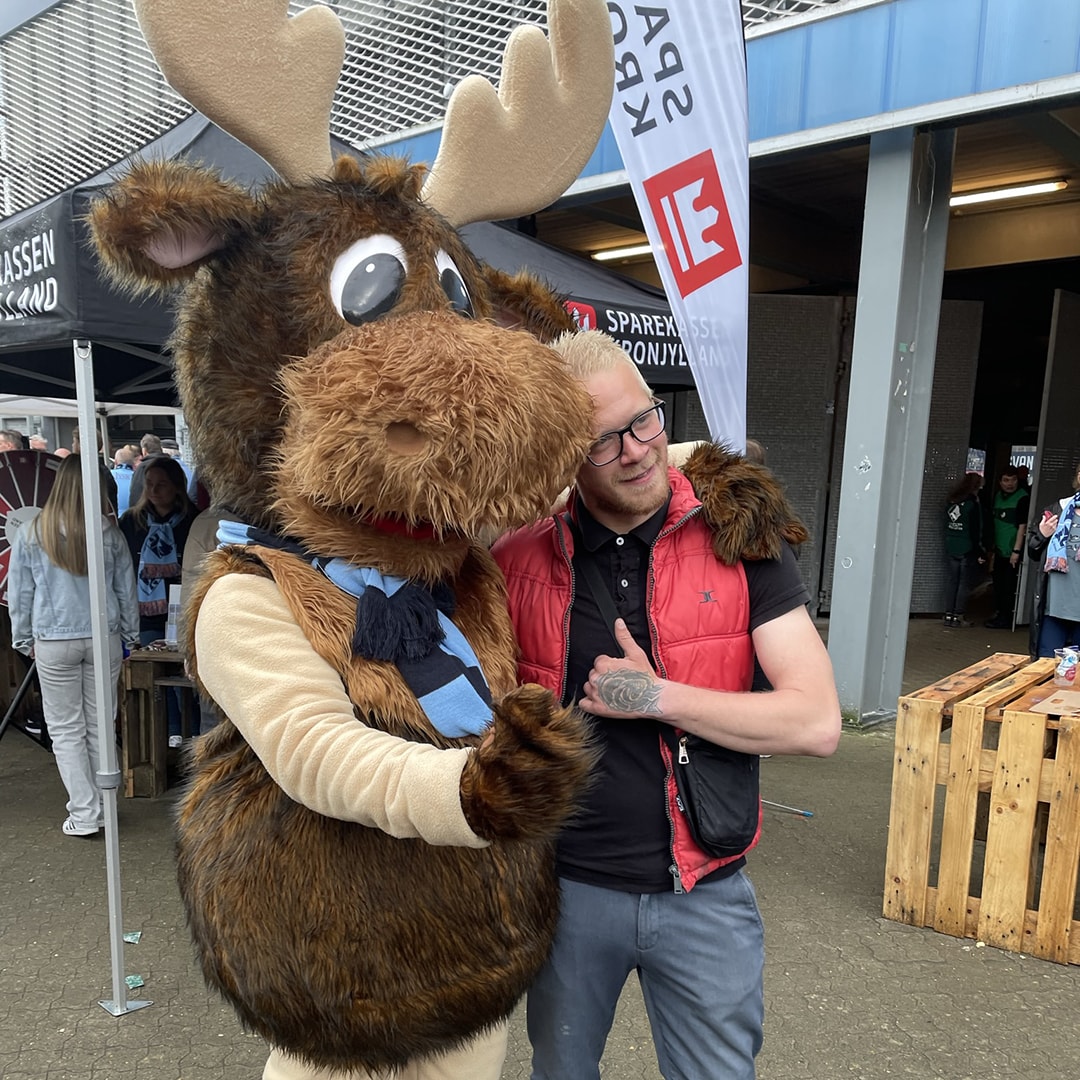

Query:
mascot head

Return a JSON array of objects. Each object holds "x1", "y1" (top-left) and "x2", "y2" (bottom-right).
[{"x1": 90, "y1": 0, "x2": 615, "y2": 542}]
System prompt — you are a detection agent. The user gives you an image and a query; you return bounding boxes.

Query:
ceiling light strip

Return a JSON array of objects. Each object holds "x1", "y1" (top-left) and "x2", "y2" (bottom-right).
[{"x1": 949, "y1": 180, "x2": 1067, "y2": 207}]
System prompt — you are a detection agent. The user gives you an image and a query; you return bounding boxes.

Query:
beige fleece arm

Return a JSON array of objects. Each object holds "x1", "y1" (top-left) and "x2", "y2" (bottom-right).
[{"x1": 195, "y1": 574, "x2": 487, "y2": 848}]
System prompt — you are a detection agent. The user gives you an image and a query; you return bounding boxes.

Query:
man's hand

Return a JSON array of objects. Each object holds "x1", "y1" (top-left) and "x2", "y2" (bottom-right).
[{"x1": 580, "y1": 619, "x2": 665, "y2": 719}]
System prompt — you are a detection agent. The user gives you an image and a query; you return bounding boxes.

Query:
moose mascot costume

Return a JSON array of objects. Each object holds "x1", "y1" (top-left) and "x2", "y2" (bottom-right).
[{"x1": 90, "y1": 1, "x2": 615, "y2": 1077}]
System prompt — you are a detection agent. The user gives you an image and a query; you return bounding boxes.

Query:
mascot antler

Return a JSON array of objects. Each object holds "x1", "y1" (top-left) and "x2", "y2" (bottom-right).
[
  {"x1": 133, "y1": 0, "x2": 344, "y2": 183},
  {"x1": 421, "y1": 0, "x2": 614, "y2": 226},
  {"x1": 134, "y1": 0, "x2": 614, "y2": 224}
]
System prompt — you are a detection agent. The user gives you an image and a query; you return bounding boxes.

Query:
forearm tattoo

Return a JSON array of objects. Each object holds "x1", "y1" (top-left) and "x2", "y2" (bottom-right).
[{"x1": 594, "y1": 670, "x2": 663, "y2": 716}]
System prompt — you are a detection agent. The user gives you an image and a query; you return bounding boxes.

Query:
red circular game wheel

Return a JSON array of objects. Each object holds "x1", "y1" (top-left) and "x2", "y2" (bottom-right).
[{"x1": 0, "y1": 450, "x2": 62, "y2": 607}]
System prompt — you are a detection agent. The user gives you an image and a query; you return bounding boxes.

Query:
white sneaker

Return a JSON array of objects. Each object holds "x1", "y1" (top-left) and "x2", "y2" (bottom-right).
[
  {"x1": 62, "y1": 817, "x2": 99, "y2": 837},
  {"x1": 168, "y1": 734, "x2": 183, "y2": 749}
]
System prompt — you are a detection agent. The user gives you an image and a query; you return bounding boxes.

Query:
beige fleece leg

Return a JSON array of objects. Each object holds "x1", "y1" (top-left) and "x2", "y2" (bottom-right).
[{"x1": 262, "y1": 1021, "x2": 507, "y2": 1080}]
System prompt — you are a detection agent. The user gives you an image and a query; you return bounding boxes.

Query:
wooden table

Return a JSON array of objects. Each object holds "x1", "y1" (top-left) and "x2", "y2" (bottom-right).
[{"x1": 120, "y1": 648, "x2": 196, "y2": 797}]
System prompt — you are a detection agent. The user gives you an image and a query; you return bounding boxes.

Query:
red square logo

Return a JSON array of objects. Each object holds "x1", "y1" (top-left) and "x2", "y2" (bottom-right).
[
  {"x1": 642, "y1": 150, "x2": 742, "y2": 299},
  {"x1": 565, "y1": 300, "x2": 598, "y2": 331}
]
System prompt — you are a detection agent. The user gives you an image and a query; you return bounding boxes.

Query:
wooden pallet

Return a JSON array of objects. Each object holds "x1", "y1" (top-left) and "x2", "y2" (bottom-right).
[{"x1": 883, "y1": 652, "x2": 1080, "y2": 964}]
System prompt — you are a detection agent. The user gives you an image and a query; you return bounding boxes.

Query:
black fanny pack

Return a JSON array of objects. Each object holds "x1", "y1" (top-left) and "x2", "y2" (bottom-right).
[
  {"x1": 660, "y1": 728, "x2": 759, "y2": 858},
  {"x1": 568, "y1": 516, "x2": 759, "y2": 859}
]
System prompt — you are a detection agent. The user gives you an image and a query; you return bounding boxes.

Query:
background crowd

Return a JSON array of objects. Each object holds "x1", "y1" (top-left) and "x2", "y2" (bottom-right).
[
  {"x1": 5, "y1": 429, "x2": 205, "y2": 837},
  {"x1": 943, "y1": 459, "x2": 1080, "y2": 659}
]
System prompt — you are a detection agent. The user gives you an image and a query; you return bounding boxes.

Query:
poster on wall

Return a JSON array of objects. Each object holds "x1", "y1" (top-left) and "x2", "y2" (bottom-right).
[
  {"x1": 605, "y1": 0, "x2": 749, "y2": 447},
  {"x1": 965, "y1": 448, "x2": 987, "y2": 476},
  {"x1": 1010, "y1": 443, "x2": 1036, "y2": 485}
]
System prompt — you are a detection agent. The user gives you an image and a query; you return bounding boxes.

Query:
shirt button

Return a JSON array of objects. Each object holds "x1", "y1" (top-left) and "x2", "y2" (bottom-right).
[
  {"x1": 620, "y1": 578, "x2": 629, "y2": 588},
  {"x1": 615, "y1": 536, "x2": 625, "y2": 546}
]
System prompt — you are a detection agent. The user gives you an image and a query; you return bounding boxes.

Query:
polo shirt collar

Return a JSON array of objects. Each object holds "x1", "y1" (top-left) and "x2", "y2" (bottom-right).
[{"x1": 574, "y1": 493, "x2": 672, "y2": 552}]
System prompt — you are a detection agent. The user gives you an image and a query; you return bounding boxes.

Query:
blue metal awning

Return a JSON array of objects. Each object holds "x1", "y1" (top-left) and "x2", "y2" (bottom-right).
[{"x1": 380, "y1": 0, "x2": 1080, "y2": 180}]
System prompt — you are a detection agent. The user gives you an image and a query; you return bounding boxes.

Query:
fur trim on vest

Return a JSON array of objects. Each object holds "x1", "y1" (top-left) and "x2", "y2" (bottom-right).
[{"x1": 680, "y1": 441, "x2": 808, "y2": 563}]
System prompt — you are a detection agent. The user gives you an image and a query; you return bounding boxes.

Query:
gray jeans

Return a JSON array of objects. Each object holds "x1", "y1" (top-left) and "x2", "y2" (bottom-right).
[
  {"x1": 528, "y1": 871, "x2": 765, "y2": 1079},
  {"x1": 34, "y1": 635, "x2": 122, "y2": 828}
]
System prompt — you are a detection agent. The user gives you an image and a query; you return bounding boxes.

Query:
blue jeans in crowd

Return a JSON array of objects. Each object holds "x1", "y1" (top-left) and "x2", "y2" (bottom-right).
[
  {"x1": 528, "y1": 870, "x2": 765, "y2": 1080},
  {"x1": 944, "y1": 554, "x2": 979, "y2": 616},
  {"x1": 1037, "y1": 614, "x2": 1080, "y2": 658}
]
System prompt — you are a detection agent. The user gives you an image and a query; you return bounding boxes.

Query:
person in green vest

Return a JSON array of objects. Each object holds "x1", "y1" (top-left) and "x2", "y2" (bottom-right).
[
  {"x1": 943, "y1": 472, "x2": 985, "y2": 627},
  {"x1": 986, "y1": 465, "x2": 1029, "y2": 629}
]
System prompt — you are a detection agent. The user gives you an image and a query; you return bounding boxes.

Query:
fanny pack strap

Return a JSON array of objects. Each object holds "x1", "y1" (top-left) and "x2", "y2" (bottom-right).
[
  {"x1": 565, "y1": 515, "x2": 683, "y2": 756},
  {"x1": 564, "y1": 515, "x2": 623, "y2": 659}
]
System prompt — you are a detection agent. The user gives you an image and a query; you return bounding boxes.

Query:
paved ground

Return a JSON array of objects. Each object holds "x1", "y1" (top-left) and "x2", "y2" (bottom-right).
[{"x1": 3, "y1": 611, "x2": 1077, "y2": 1079}]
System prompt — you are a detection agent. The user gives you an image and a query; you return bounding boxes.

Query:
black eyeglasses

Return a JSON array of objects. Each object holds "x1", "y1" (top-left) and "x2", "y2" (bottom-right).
[{"x1": 587, "y1": 401, "x2": 666, "y2": 466}]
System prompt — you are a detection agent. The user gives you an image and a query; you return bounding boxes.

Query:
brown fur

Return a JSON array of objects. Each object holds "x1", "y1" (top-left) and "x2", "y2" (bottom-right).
[
  {"x1": 94, "y1": 133, "x2": 600, "y2": 1072},
  {"x1": 87, "y1": 159, "x2": 257, "y2": 293},
  {"x1": 273, "y1": 312, "x2": 593, "y2": 553},
  {"x1": 680, "y1": 442, "x2": 810, "y2": 564}
]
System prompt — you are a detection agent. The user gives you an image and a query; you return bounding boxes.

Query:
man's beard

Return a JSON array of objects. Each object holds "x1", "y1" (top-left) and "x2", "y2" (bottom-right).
[{"x1": 588, "y1": 445, "x2": 669, "y2": 522}]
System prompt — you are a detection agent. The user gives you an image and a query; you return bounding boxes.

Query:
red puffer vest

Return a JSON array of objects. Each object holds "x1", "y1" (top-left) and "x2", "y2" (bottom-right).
[{"x1": 493, "y1": 467, "x2": 760, "y2": 891}]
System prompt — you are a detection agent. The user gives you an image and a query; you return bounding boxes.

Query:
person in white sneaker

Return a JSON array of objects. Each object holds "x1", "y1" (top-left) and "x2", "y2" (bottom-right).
[{"x1": 8, "y1": 456, "x2": 140, "y2": 836}]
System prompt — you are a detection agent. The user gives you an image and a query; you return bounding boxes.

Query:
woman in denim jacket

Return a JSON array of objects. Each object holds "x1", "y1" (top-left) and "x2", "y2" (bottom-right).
[{"x1": 9, "y1": 456, "x2": 140, "y2": 836}]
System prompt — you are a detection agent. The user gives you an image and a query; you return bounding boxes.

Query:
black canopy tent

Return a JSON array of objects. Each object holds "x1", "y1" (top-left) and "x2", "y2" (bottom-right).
[
  {"x1": 0, "y1": 114, "x2": 690, "y2": 403},
  {"x1": 460, "y1": 223, "x2": 692, "y2": 388},
  {"x1": 0, "y1": 114, "x2": 287, "y2": 405}
]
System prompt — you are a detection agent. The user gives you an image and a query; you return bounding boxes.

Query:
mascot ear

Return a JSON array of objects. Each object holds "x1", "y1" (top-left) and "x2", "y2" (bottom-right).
[
  {"x1": 481, "y1": 266, "x2": 575, "y2": 344},
  {"x1": 89, "y1": 159, "x2": 258, "y2": 295}
]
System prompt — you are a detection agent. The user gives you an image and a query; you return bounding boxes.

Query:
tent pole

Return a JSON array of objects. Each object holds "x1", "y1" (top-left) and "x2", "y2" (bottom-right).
[
  {"x1": 72, "y1": 339, "x2": 152, "y2": 1018},
  {"x1": 97, "y1": 411, "x2": 111, "y2": 470}
]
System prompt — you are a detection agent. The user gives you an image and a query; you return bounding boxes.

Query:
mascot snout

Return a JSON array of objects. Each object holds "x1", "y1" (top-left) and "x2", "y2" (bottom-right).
[{"x1": 274, "y1": 310, "x2": 594, "y2": 541}]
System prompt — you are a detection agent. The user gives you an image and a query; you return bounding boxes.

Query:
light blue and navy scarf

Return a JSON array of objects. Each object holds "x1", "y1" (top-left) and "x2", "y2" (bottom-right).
[
  {"x1": 137, "y1": 510, "x2": 184, "y2": 616},
  {"x1": 216, "y1": 520, "x2": 492, "y2": 738},
  {"x1": 1045, "y1": 492, "x2": 1080, "y2": 574}
]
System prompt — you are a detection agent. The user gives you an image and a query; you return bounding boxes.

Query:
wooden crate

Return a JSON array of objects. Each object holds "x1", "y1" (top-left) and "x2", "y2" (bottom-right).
[{"x1": 883, "y1": 652, "x2": 1080, "y2": 964}]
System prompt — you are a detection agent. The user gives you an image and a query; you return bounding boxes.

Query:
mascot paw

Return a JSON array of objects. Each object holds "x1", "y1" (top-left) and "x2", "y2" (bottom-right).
[{"x1": 459, "y1": 684, "x2": 594, "y2": 842}]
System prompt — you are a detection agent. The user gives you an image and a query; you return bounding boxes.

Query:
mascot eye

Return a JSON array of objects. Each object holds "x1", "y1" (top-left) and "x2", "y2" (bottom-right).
[
  {"x1": 330, "y1": 234, "x2": 408, "y2": 325},
  {"x1": 435, "y1": 249, "x2": 474, "y2": 318}
]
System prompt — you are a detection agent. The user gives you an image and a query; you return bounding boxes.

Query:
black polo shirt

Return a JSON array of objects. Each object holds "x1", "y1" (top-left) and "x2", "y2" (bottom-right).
[{"x1": 557, "y1": 498, "x2": 809, "y2": 893}]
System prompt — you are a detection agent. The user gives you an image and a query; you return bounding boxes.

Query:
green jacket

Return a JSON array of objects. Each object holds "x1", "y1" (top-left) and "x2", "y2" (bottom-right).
[
  {"x1": 992, "y1": 488, "x2": 1028, "y2": 557},
  {"x1": 945, "y1": 495, "x2": 982, "y2": 558}
]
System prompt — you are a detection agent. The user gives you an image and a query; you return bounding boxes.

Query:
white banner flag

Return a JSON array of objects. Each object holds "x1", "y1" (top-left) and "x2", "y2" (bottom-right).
[{"x1": 606, "y1": 1, "x2": 749, "y2": 447}]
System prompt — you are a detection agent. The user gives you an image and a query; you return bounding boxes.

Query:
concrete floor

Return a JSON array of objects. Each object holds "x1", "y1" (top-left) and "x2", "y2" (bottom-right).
[{"x1": 1, "y1": 612, "x2": 1073, "y2": 1080}]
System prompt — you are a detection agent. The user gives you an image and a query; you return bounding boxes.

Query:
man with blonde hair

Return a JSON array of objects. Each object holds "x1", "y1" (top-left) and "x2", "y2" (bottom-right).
[{"x1": 493, "y1": 329, "x2": 840, "y2": 1079}]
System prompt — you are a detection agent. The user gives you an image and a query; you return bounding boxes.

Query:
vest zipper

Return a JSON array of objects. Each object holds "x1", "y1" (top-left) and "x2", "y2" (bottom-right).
[
  {"x1": 649, "y1": 504, "x2": 701, "y2": 894},
  {"x1": 555, "y1": 516, "x2": 575, "y2": 706},
  {"x1": 646, "y1": 504, "x2": 702, "y2": 679}
]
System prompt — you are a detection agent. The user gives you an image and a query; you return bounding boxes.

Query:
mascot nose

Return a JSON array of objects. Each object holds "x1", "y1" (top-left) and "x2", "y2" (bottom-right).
[{"x1": 385, "y1": 421, "x2": 428, "y2": 456}]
